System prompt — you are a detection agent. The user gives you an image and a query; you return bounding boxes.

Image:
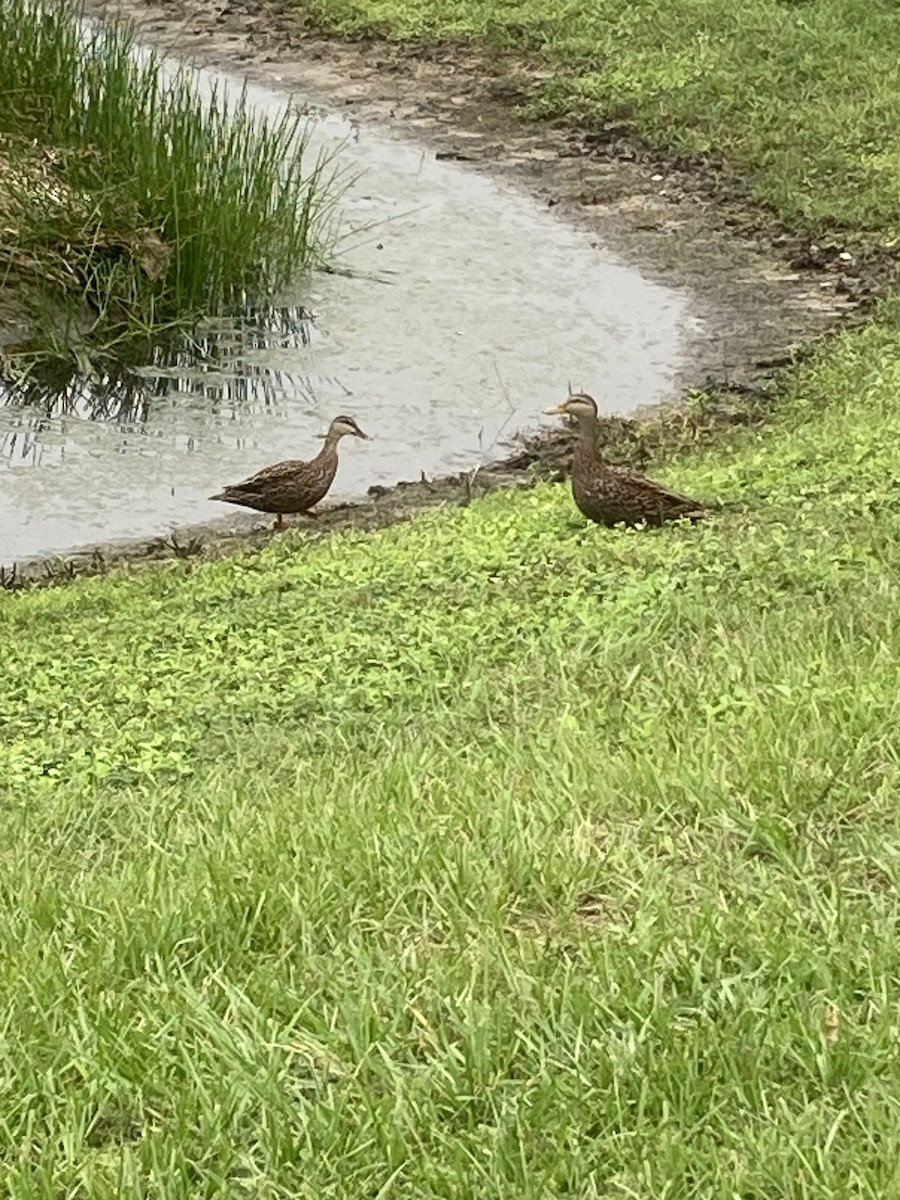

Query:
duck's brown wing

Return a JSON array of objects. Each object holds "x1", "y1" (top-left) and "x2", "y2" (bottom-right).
[
  {"x1": 575, "y1": 462, "x2": 705, "y2": 526},
  {"x1": 610, "y1": 465, "x2": 705, "y2": 521},
  {"x1": 210, "y1": 459, "x2": 309, "y2": 510},
  {"x1": 211, "y1": 453, "x2": 339, "y2": 515},
  {"x1": 218, "y1": 458, "x2": 305, "y2": 494}
]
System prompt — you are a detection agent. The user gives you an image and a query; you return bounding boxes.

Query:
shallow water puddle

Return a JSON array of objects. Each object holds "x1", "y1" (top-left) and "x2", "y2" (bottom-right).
[{"x1": 0, "y1": 55, "x2": 701, "y2": 566}]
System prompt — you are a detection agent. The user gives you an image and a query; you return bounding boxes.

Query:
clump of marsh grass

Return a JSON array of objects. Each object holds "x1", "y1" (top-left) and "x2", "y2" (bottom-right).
[{"x1": 0, "y1": 0, "x2": 339, "y2": 387}]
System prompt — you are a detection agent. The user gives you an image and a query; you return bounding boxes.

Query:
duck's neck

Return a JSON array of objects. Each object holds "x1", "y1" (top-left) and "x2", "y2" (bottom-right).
[
  {"x1": 572, "y1": 414, "x2": 604, "y2": 464},
  {"x1": 318, "y1": 431, "x2": 343, "y2": 456}
]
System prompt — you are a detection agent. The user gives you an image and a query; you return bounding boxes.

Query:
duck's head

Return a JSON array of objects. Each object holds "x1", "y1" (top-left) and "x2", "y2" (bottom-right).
[
  {"x1": 542, "y1": 392, "x2": 599, "y2": 423},
  {"x1": 328, "y1": 415, "x2": 371, "y2": 440}
]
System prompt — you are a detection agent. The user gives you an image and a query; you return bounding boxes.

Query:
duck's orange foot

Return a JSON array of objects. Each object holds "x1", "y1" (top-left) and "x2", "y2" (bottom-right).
[{"x1": 273, "y1": 514, "x2": 287, "y2": 531}]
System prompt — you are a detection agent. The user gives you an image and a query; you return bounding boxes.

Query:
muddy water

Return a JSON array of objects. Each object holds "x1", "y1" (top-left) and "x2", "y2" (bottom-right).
[{"x1": 0, "y1": 57, "x2": 702, "y2": 567}]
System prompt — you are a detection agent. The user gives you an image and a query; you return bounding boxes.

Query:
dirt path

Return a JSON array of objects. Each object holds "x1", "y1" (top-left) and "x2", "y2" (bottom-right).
[{"x1": 5, "y1": 0, "x2": 877, "y2": 587}]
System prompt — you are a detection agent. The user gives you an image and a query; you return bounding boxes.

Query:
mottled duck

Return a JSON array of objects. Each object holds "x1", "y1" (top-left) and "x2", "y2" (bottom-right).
[
  {"x1": 543, "y1": 392, "x2": 705, "y2": 526},
  {"x1": 211, "y1": 414, "x2": 370, "y2": 530}
]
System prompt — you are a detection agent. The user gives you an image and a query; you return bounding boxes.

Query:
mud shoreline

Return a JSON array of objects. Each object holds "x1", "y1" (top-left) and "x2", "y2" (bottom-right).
[{"x1": 2, "y1": 396, "x2": 763, "y2": 591}]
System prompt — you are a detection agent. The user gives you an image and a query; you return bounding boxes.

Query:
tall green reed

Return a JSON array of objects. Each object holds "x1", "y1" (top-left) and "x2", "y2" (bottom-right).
[{"x1": 0, "y1": 0, "x2": 340, "y2": 376}]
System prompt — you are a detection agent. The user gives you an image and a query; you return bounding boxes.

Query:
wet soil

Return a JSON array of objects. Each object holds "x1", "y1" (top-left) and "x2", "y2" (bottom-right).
[{"x1": 4, "y1": 0, "x2": 878, "y2": 587}]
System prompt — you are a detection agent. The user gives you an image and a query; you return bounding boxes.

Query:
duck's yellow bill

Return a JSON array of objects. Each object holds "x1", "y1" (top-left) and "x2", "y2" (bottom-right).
[{"x1": 542, "y1": 403, "x2": 568, "y2": 415}]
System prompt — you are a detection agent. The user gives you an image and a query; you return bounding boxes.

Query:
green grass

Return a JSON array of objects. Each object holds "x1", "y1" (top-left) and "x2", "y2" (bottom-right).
[
  {"x1": 0, "y1": 0, "x2": 337, "y2": 384},
  {"x1": 288, "y1": 0, "x2": 900, "y2": 246},
  {"x1": 4, "y1": 306, "x2": 900, "y2": 1194}
]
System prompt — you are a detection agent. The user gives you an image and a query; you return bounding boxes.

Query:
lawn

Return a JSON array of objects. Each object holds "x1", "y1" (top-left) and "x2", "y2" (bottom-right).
[
  {"x1": 4, "y1": 305, "x2": 900, "y2": 1194},
  {"x1": 290, "y1": 0, "x2": 900, "y2": 245}
]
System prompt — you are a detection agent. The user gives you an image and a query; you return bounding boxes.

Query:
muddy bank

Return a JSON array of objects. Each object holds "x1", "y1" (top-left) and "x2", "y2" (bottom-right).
[
  {"x1": 1, "y1": 449, "x2": 534, "y2": 590},
  {"x1": 2, "y1": 392, "x2": 759, "y2": 591}
]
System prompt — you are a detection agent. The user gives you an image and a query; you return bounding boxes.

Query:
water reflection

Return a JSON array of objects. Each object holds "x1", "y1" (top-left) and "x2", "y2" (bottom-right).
[{"x1": 0, "y1": 303, "x2": 317, "y2": 424}]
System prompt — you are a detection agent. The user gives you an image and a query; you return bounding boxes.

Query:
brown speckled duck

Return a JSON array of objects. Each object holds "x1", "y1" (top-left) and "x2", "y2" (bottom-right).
[
  {"x1": 543, "y1": 392, "x2": 705, "y2": 527},
  {"x1": 211, "y1": 414, "x2": 370, "y2": 530}
]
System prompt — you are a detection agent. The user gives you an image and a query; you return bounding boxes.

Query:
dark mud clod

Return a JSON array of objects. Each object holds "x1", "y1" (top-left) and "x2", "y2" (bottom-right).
[
  {"x1": 0, "y1": 563, "x2": 20, "y2": 591},
  {"x1": 167, "y1": 532, "x2": 204, "y2": 559}
]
